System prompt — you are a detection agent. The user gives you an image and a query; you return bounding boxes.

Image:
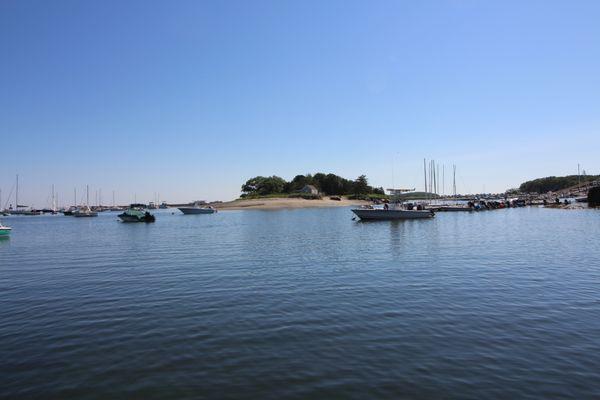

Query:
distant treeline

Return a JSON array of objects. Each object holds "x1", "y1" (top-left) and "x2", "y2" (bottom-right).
[
  {"x1": 241, "y1": 173, "x2": 385, "y2": 197},
  {"x1": 519, "y1": 175, "x2": 599, "y2": 193}
]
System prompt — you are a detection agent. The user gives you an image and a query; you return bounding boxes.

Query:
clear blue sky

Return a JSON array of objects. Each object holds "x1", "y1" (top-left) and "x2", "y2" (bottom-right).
[{"x1": 1, "y1": 0, "x2": 599, "y2": 207}]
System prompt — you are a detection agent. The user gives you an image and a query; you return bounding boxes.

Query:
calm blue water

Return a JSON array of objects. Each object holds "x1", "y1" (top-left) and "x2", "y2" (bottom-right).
[{"x1": 1, "y1": 207, "x2": 600, "y2": 399}]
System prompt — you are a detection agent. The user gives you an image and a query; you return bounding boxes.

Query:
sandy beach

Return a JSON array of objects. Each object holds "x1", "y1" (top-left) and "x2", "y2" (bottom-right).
[{"x1": 211, "y1": 197, "x2": 370, "y2": 211}]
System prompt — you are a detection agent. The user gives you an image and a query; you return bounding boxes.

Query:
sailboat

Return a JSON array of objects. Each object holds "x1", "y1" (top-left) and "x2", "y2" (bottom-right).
[
  {"x1": 8, "y1": 175, "x2": 41, "y2": 215},
  {"x1": 73, "y1": 185, "x2": 98, "y2": 217},
  {"x1": 0, "y1": 188, "x2": 8, "y2": 216}
]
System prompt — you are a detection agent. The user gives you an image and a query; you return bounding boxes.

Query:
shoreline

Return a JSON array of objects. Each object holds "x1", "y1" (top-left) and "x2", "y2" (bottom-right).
[{"x1": 209, "y1": 197, "x2": 371, "y2": 211}]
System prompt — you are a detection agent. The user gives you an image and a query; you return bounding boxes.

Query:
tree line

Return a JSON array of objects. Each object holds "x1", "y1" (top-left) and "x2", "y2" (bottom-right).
[
  {"x1": 519, "y1": 174, "x2": 599, "y2": 193},
  {"x1": 241, "y1": 173, "x2": 385, "y2": 197}
]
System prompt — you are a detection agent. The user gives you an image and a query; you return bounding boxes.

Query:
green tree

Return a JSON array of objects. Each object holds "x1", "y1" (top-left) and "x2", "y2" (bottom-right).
[
  {"x1": 353, "y1": 175, "x2": 369, "y2": 194},
  {"x1": 287, "y1": 174, "x2": 314, "y2": 192},
  {"x1": 372, "y1": 186, "x2": 385, "y2": 195},
  {"x1": 519, "y1": 175, "x2": 600, "y2": 193},
  {"x1": 241, "y1": 176, "x2": 287, "y2": 195}
]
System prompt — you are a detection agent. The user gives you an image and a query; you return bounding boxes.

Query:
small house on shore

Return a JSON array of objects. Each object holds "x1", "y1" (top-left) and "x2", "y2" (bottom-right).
[{"x1": 300, "y1": 185, "x2": 319, "y2": 195}]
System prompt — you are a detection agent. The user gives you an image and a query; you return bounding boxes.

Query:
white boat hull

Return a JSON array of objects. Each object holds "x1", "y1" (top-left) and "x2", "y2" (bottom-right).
[
  {"x1": 351, "y1": 208, "x2": 434, "y2": 220},
  {"x1": 178, "y1": 207, "x2": 216, "y2": 215}
]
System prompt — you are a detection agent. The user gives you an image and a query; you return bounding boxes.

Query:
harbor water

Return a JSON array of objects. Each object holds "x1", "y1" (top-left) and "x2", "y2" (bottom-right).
[{"x1": 1, "y1": 207, "x2": 600, "y2": 399}]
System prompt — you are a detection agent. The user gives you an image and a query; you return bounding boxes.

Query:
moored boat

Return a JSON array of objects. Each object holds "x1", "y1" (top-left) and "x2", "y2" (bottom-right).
[
  {"x1": 352, "y1": 206, "x2": 434, "y2": 220},
  {"x1": 178, "y1": 202, "x2": 216, "y2": 215},
  {"x1": 0, "y1": 221, "x2": 11, "y2": 236},
  {"x1": 62, "y1": 206, "x2": 78, "y2": 216},
  {"x1": 73, "y1": 186, "x2": 98, "y2": 217},
  {"x1": 73, "y1": 206, "x2": 98, "y2": 217},
  {"x1": 10, "y1": 208, "x2": 42, "y2": 215},
  {"x1": 118, "y1": 204, "x2": 156, "y2": 223},
  {"x1": 352, "y1": 188, "x2": 435, "y2": 220}
]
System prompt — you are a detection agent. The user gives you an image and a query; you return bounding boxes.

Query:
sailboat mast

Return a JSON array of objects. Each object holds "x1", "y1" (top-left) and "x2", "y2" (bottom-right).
[
  {"x1": 442, "y1": 165, "x2": 445, "y2": 197},
  {"x1": 432, "y1": 160, "x2": 437, "y2": 196},
  {"x1": 423, "y1": 158, "x2": 427, "y2": 193},
  {"x1": 437, "y1": 164, "x2": 440, "y2": 195},
  {"x1": 86, "y1": 185, "x2": 89, "y2": 207},
  {"x1": 430, "y1": 160, "x2": 433, "y2": 195},
  {"x1": 453, "y1": 165, "x2": 457, "y2": 197},
  {"x1": 16, "y1": 174, "x2": 18, "y2": 210},
  {"x1": 74, "y1": 188, "x2": 77, "y2": 207}
]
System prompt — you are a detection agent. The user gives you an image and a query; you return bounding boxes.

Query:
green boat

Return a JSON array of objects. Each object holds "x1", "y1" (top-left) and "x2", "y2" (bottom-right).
[
  {"x1": 0, "y1": 221, "x2": 11, "y2": 236},
  {"x1": 118, "y1": 204, "x2": 156, "y2": 223}
]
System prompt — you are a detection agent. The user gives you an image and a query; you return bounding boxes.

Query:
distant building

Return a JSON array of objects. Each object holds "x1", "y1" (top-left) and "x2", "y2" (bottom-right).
[{"x1": 300, "y1": 185, "x2": 319, "y2": 195}]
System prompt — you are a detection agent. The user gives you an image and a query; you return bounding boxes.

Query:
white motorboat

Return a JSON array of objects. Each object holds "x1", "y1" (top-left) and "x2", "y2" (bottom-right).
[
  {"x1": 352, "y1": 188, "x2": 435, "y2": 220},
  {"x1": 178, "y1": 202, "x2": 216, "y2": 215},
  {"x1": 0, "y1": 221, "x2": 11, "y2": 236}
]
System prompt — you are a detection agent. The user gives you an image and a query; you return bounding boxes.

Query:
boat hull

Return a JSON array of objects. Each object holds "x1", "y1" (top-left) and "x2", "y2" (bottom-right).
[
  {"x1": 351, "y1": 208, "x2": 434, "y2": 220},
  {"x1": 0, "y1": 228, "x2": 11, "y2": 236},
  {"x1": 178, "y1": 207, "x2": 216, "y2": 214},
  {"x1": 73, "y1": 212, "x2": 98, "y2": 217},
  {"x1": 438, "y1": 206, "x2": 474, "y2": 212},
  {"x1": 10, "y1": 210, "x2": 41, "y2": 216}
]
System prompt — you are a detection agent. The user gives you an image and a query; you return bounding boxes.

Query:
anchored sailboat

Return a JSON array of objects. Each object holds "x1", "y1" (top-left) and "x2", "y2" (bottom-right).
[{"x1": 73, "y1": 185, "x2": 98, "y2": 217}]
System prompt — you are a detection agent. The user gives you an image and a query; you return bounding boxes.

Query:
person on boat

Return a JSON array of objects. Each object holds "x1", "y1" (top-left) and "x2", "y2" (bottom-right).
[{"x1": 384, "y1": 203, "x2": 389, "y2": 210}]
